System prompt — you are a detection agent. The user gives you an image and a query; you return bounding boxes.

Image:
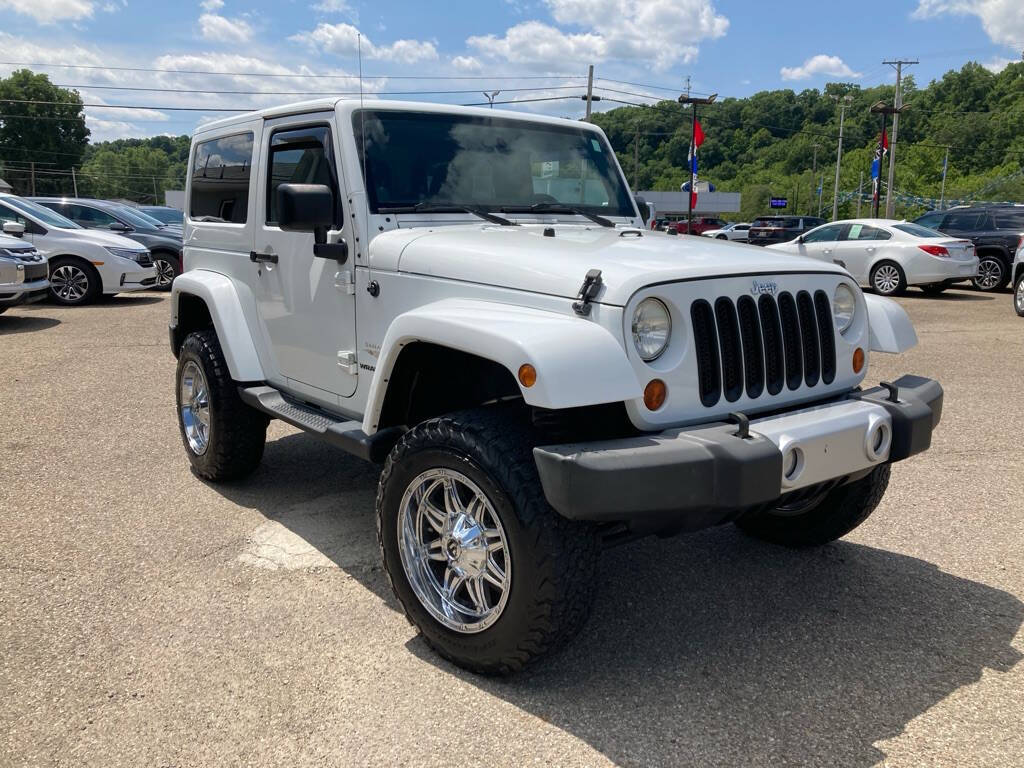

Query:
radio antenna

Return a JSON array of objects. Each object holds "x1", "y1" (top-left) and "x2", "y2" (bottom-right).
[{"x1": 357, "y1": 32, "x2": 375, "y2": 292}]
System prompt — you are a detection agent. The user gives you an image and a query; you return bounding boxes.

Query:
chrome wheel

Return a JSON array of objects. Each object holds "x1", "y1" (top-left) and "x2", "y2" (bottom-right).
[
  {"x1": 179, "y1": 360, "x2": 211, "y2": 455},
  {"x1": 153, "y1": 258, "x2": 176, "y2": 288},
  {"x1": 398, "y1": 468, "x2": 511, "y2": 633},
  {"x1": 1015, "y1": 278, "x2": 1024, "y2": 315},
  {"x1": 974, "y1": 258, "x2": 1004, "y2": 291},
  {"x1": 872, "y1": 264, "x2": 901, "y2": 294},
  {"x1": 50, "y1": 264, "x2": 90, "y2": 302}
]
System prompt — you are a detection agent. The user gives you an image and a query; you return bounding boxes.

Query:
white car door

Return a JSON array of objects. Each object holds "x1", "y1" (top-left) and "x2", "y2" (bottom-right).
[
  {"x1": 251, "y1": 114, "x2": 358, "y2": 406},
  {"x1": 794, "y1": 223, "x2": 847, "y2": 263},
  {"x1": 836, "y1": 223, "x2": 892, "y2": 284}
]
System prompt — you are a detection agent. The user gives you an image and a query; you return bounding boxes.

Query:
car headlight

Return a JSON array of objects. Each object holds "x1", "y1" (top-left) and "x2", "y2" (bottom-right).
[
  {"x1": 105, "y1": 246, "x2": 148, "y2": 262},
  {"x1": 632, "y1": 297, "x2": 672, "y2": 361},
  {"x1": 833, "y1": 283, "x2": 857, "y2": 333}
]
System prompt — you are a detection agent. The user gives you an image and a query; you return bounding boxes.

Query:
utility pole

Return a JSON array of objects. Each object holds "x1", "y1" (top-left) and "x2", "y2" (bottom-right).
[
  {"x1": 71, "y1": 167, "x2": 79, "y2": 197},
  {"x1": 818, "y1": 175, "x2": 824, "y2": 218},
  {"x1": 678, "y1": 90, "x2": 717, "y2": 234},
  {"x1": 30, "y1": 161, "x2": 36, "y2": 196},
  {"x1": 584, "y1": 65, "x2": 594, "y2": 121},
  {"x1": 152, "y1": 177, "x2": 159, "y2": 204},
  {"x1": 869, "y1": 101, "x2": 895, "y2": 218},
  {"x1": 939, "y1": 146, "x2": 949, "y2": 209},
  {"x1": 633, "y1": 123, "x2": 640, "y2": 189},
  {"x1": 811, "y1": 142, "x2": 819, "y2": 216},
  {"x1": 882, "y1": 58, "x2": 917, "y2": 218},
  {"x1": 831, "y1": 94, "x2": 852, "y2": 221}
]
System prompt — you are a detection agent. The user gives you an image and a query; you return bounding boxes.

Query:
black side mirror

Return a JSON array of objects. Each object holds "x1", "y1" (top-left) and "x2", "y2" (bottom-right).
[
  {"x1": 276, "y1": 183, "x2": 348, "y2": 263},
  {"x1": 109, "y1": 221, "x2": 131, "y2": 232},
  {"x1": 634, "y1": 195, "x2": 649, "y2": 224},
  {"x1": 797, "y1": 235, "x2": 805, "y2": 244}
]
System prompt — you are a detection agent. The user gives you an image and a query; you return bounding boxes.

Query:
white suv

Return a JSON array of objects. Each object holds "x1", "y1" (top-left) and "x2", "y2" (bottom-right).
[
  {"x1": 0, "y1": 193, "x2": 156, "y2": 305},
  {"x1": 170, "y1": 100, "x2": 943, "y2": 674}
]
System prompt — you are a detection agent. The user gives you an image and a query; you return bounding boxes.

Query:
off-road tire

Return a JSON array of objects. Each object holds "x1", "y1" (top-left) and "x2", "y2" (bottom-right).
[
  {"x1": 377, "y1": 406, "x2": 600, "y2": 675},
  {"x1": 1015, "y1": 272, "x2": 1024, "y2": 317},
  {"x1": 175, "y1": 330, "x2": 268, "y2": 481},
  {"x1": 736, "y1": 464, "x2": 891, "y2": 547}
]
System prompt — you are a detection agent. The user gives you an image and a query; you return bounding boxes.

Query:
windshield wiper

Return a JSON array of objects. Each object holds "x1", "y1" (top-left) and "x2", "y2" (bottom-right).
[
  {"x1": 501, "y1": 203, "x2": 615, "y2": 228},
  {"x1": 378, "y1": 203, "x2": 517, "y2": 226}
]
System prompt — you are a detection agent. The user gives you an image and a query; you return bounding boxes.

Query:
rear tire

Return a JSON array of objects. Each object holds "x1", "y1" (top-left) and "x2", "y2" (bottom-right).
[
  {"x1": 175, "y1": 330, "x2": 268, "y2": 481},
  {"x1": 48, "y1": 257, "x2": 101, "y2": 306},
  {"x1": 973, "y1": 255, "x2": 1007, "y2": 292},
  {"x1": 870, "y1": 261, "x2": 907, "y2": 296},
  {"x1": 736, "y1": 465, "x2": 890, "y2": 547},
  {"x1": 377, "y1": 406, "x2": 599, "y2": 675},
  {"x1": 1014, "y1": 273, "x2": 1024, "y2": 317},
  {"x1": 152, "y1": 252, "x2": 180, "y2": 291}
]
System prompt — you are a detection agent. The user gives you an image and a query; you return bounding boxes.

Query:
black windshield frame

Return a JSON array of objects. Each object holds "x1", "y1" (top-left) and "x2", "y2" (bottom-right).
[{"x1": 352, "y1": 110, "x2": 635, "y2": 218}]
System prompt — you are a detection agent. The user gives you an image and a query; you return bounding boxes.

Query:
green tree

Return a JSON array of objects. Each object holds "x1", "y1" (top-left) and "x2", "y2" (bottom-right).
[{"x1": 0, "y1": 70, "x2": 89, "y2": 195}]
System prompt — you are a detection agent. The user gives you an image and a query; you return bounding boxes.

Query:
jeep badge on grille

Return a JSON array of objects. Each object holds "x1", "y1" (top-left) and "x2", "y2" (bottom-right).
[{"x1": 751, "y1": 279, "x2": 778, "y2": 296}]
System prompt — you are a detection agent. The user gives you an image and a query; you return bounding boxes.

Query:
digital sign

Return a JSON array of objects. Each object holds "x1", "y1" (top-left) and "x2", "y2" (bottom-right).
[{"x1": 769, "y1": 197, "x2": 788, "y2": 208}]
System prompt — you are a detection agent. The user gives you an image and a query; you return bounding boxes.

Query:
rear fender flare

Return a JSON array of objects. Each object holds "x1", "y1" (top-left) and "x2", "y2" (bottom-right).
[
  {"x1": 362, "y1": 298, "x2": 641, "y2": 434},
  {"x1": 170, "y1": 270, "x2": 264, "y2": 381}
]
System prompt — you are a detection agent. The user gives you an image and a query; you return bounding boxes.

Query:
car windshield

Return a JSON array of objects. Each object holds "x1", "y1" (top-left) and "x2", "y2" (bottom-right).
[
  {"x1": 142, "y1": 207, "x2": 183, "y2": 225},
  {"x1": 353, "y1": 110, "x2": 635, "y2": 218},
  {"x1": 752, "y1": 217, "x2": 789, "y2": 227},
  {"x1": 109, "y1": 204, "x2": 165, "y2": 230},
  {"x1": 2, "y1": 196, "x2": 81, "y2": 228},
  {"x1": 894, "y1": 222, "x2": 946, "y2": 239}
]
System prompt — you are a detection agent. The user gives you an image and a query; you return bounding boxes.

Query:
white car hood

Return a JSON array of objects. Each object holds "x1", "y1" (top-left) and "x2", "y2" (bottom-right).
[
  {"x1": 372, "y1": 223, "x2": 845, "y2": 305},
  {"x1": 51, "y1": 226, "x2": 145, "y2": 249}
]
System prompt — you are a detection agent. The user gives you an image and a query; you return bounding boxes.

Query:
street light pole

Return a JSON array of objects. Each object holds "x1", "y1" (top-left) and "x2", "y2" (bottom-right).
[
  {"x1": 939, "y1": 146, "x2": 949, "y2": 210},
  {"x1": 678, "y1": 91, "x2": 716, "y2": 234},
  {"x1": 482, "y1": 90, "x2": 501, "y2": 108},
  {"x1": 584, "y1": 65, "x2": 594, "y2": 121},
  {"x1": 869, "y1": 101, "x2": 896, "y2": 218}
]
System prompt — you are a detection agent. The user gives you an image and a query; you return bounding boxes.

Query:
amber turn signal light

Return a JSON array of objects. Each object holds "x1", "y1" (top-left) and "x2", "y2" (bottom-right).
[
  {"x1": 852, "y1": 347, "x2": 865, "y2": 374},
  {"x1": 643, "y1": 378, "x2": 667, "y2": 410},
  {"x1": 518, "y1": 364, "x2": 537, "y2": 388}
]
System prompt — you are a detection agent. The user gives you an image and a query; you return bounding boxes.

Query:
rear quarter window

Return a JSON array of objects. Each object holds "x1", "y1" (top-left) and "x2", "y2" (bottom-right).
[{"x1": 190, "y1": 132, "x2": 255, "y2": 224}]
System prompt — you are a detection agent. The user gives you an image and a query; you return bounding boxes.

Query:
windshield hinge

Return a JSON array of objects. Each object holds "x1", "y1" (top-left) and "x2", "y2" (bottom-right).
[{"x1": 572, "y1": 269, "x2": 603, "y2": 316}]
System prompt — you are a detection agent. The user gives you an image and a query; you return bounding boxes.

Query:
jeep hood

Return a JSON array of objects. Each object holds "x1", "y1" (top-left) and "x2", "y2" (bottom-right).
[{"x1": 373, "y1": 223, "x2": 846, "y2": 306}]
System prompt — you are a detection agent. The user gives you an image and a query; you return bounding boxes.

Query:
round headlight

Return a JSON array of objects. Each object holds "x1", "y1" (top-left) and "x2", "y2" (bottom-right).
[
  {"x1": 632, "y1": 298, "x2": 672, "y2": 361},
  {"x1": 833, "y1": 283, "x2": 856, "y2": 333}
]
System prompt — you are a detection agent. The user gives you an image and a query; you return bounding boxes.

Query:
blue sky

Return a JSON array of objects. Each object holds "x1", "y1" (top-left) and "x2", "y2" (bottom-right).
[{"x1": 0, "y1": 0, "x2": 1020, "y2": 141}]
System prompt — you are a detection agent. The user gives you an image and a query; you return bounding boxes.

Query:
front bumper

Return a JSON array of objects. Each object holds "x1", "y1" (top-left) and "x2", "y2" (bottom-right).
[
  {"x1": 533, "y1": 374, "x2": 942, "y2": 532},
  {"x1": 0, "y1": 278, "x2": 50, "y2": 307},
  {"x1": 109, "y1": 266, "x2": 158, "y2": 293}
]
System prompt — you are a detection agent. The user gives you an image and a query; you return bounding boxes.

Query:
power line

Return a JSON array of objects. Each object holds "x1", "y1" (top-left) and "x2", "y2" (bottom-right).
[
  {"x1": 1, "y1": 98, "x2": 250, "y2": 112},
  {"x1": 53, "y1": 83, "x2": 585, "y2": 97}
]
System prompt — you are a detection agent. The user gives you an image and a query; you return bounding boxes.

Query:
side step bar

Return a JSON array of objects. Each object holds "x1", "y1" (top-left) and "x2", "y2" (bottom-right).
[{"x1": 238, "y1": 385, "x2": 404, "y2": 463}]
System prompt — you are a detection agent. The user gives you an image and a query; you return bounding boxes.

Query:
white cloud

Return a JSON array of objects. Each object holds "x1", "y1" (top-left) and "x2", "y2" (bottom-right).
[
  {"x1": 292, "y1": 23, "x2": 438, "y2": 63},
  {"x1": 0, "y1": 0, "x2": 94, "y2": 23},
  {"x1": 982, "y1": 56, "x2": 1014, "y2": 72},
  {"x1": 312, "y1": 0, "x2": 352, "y2": 12},
  {"x1": 198, "y1": 13, "x2": 253, "y2": 43},
  {"x1": 780, "y1": 54, "x2": 861, "y2": 81},
  {"x1": 467, "y1": 0, "x2": 727, "y2": 71},
  {"x1": 199, "y1": 0, "x2": 223, "y2": 9},
  {"x1": 913, "y1": 0, "x2": 1024, "y2": 49},
  {"x1": 450, "y1": 55, "x2": 482, "y2": 72}
]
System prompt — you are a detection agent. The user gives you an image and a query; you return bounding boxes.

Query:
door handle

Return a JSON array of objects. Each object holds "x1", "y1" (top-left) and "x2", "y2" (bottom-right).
[
  {"x1": 822, "y1": 248, "x2": 832, "y2": 255},
  {"x1": 866, "y1": 246, "x2": 876, "y2": 253},
  {"x1": 250, "y1": 250, "x2": 279, "y2": 264}
]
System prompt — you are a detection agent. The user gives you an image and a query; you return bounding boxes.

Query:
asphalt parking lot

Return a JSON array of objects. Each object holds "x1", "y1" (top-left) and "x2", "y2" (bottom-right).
[{"x1": 2, "y1": 288, "x2": 1023, "y2": 767}]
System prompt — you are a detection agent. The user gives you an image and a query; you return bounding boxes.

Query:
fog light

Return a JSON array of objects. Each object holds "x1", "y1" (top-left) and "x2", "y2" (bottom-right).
[
  {"x1": 865, "y1": 421, "x2": 892, "y2": 461},
  {"x1": 782, "y1": 445, "x2": 804, "y2": 484},
  {"x1": 852, "y1": 347, "x2": 865, "y2": 374},
  {"x1": 518, "y1": 364, "x2": 537, "y2": 388},
  {"x1": 643, "y1": 379, "x2": 667, "y2": 410}
]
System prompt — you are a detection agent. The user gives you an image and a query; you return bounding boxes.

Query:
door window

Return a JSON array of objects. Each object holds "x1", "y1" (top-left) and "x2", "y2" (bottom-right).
[
  {"x1": 943, "y1": 212, "x2": 982, "y2": 231},
  {"x1": 994, "y1": 210, "x2": 1024, "y2": 230},
  {"x1": 802, "y1": 224, "x2": 846, "y2": 243},
  {"x1": 845, "y1": 224, "x2": 891, "y2": 241},
  {"x1": 266, "y1": 125, "x2": 340, "y2": 226},
  {"x1": 190, "y1": 132, "x2": 254, "y2": 224},
  {"x1": 64, "y1": 204, "x2": 119, "y2": 227}
]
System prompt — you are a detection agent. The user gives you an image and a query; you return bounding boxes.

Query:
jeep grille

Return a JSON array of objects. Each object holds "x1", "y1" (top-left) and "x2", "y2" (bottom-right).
[{"x1": 691, "y1": 290, "x2": 837, "y2": 408}]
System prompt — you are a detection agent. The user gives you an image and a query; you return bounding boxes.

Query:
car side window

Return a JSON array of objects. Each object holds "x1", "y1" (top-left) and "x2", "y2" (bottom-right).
[
  {"x1": 944, "y1": 212, "x2": 981, "y2": 231},
  {"x1": 266, "y1": 124, "x2": 341, "y2": 227},
  {"x1": 845, "y1": 224, "x2": 891, "y2": 241},
  {"x1": 803, "y1": 224, "x2": 845, "y2": 243},
  {"x1": 915, "y1": 212, "x2": 945, "y2": 229},
  {"x1": 190, "y1": 131, "x2": 254, "y2": 224},
  {"x1": 994, "y1": 211, "x2": 1024, "y2": 229},
  {"x1": 66, "y1": 204, "x2": 118, "y2": 227}
]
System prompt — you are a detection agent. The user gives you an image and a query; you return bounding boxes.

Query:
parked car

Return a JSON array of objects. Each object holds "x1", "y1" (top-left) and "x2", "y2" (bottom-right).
[
  {"x1": 0, "y1": 193, "x2": 156, "y2": 305},
  {"x1": 0, "y1": 225, "x2": 49, "y2": 314},
  {"x1": 702, "y1": 222, "x2": 751, "y2": 241},
  {"x1": 170, "y1": 99, "x2": 941, "y2": 675},
  {"x1": 1012, "y1": 239, "x2": 1024, "y2": 317},
  {"x1": 747, "y1": 215, "x2": 826, "y2": 246},
  {"x1": 671, "y1": 216, "x2": 727, "y2": 235},
  {"x1": 914, "y1": 205, "x2": 1024, "y2": 292},
  {"x1": 32, "y1": 197, "x2": 183, "y2": 290},
  {"x1": 767, "y1": 219, "x2": 978, "y2": 296},
  {"x1": 138, "y1": 205, "x2": 184, "y2": 229}
]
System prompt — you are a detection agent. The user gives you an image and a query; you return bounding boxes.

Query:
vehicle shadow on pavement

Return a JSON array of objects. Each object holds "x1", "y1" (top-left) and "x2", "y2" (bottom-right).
[
  {"x1": 0, "y1": 314, "x2": 60, "y2": 334},
  {"x1": 203, "y1": 434, "x2": 1023, "y2": 767},
  {"x1": 900, "y1": 290, "x2": 995, "y2": 301},
  {"x1": 414, "y1": 531, "x2": 1024, "y2": 767}
]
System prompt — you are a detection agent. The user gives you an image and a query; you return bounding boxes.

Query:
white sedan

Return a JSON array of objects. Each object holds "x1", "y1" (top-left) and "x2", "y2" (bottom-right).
[
  {"x1": 767, "y1": 219, "x2": 978, "y2": 296},
  {"x1": 702, "y1": 222, "x2": 751, "y2": 241}
]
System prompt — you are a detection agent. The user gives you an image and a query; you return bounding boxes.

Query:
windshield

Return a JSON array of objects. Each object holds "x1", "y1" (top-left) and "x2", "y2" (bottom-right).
[
  {"x1": 894, "y1": 222, "x2": 947, "y2": 239},
  {"x1": 353, "y1": 110, "x2": 635, "y2": 218},
  {"x1": 142, "y1": 207, "x2": 183, "y2": 225},
  {"x1": 109, "y1": 204, "x2": 165, "y2": 230},
  {"x1": 2, "y1": 196, "x2": 81, "y2": 228}
]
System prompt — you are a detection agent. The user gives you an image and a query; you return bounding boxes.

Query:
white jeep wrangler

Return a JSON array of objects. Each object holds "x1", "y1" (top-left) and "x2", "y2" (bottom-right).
[{"x1": 170, "y1": 100, "x2": 943, "y2": 674}]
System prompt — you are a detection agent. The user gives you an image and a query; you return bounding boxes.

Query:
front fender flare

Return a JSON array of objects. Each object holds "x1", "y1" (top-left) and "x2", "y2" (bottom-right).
[
  {"x1": 864, "y1": 293, "x2": 918, "y2": 354},
  {"x1": 363, "y1": 299, "x2": 641, "y2": 434},
  {"x1": 170, "y1": 270, "x2": 264, "y2": 381}
]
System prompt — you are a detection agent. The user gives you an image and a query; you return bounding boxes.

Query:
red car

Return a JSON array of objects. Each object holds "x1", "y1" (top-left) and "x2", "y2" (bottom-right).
[{"x1": 669, "y1": 216, "x2": 727, "y2": 235}]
